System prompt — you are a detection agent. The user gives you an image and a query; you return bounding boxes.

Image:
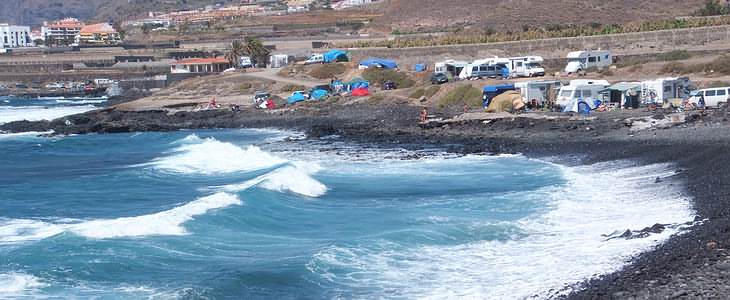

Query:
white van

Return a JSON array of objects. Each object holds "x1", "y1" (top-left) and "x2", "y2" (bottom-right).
[
  {"x1": 508, "y1": 56, "x2": 545, "y2": 77},
  {"x1": 556, "y1": 79, "x2": 610, "y2": 108},
  {"x1": 564, "y1": 50, "x2": 612, "y2": 74},
  {"x1": 239, "y1": 56, "x2": 253, "y2": 68},
  {"x1": 304, "y1": 54, "x2": 324, "y2": 65},
  {"x1": 688, "y1": 87, "x2": 730, "y2": 108}
]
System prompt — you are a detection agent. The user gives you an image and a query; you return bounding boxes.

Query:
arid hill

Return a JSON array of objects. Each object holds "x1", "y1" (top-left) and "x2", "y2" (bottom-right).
[
  {"x1": 370, "y1": 0, "x2": 707, "y2": 32},
  {"x1": 0, "y1": 0, "x2": 239, "y2": 26}
]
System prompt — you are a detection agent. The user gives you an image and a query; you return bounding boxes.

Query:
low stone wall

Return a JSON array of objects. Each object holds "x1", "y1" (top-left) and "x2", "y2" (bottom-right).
[{"x1": 347, "y1": 25, "x2": 730, "y2": 69}]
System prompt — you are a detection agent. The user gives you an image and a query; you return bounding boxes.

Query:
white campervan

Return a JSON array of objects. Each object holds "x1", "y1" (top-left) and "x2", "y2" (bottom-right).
[
  {"x1": 515, "y1": 80, "x2": 562, "y2": 105},
  {"x1": 556, "y1": 79, "x2": 610, "y2": 108},
  {"x1": 304, "y1": 54, "x2": 324, "y2": 65},
  {"x1": 639, "y1": 77, "x2": 690, "y2": 104},
  {"x1": 564, "y1": 50, "x2": 612, "y2": 74},
  {"x1": 508, "y1": 56, "x2": 545, "y2": 77},
  {"x1": 688, "y1": 86, "x2": 730, "y2": 108}
]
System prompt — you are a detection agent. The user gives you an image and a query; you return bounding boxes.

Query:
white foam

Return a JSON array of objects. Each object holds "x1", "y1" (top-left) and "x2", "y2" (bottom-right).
[
  {"x1": 0, "y1": 219, "x2": 65, "y2": 243},
  {"x1": 216, "y1": 160, "x2": 327, "y2": 198},
  {"x1": 0, "y1": 272, "x2": 46, "y2": 295},
  {"x1": 54, "y1": 99, "x2": 107, "y2": 104},
  {"x1": 307, "y1": 162, "x2": 695, "y2": 299},
  {"x1": 0, "y1": 130, "x2": 54, "y2": 140},
  {"x1": 0, "y1": 193, "x2": 241, "y2": 241},
  {"x1": 69, "y1": 192, "x2": 241, "y2": 239},
  {"x1": 0, "y1": 105, "x2": 97, "y2": 124},
  {"x1": 149, "y1": 136, "x2": 287, "y2": 174}
]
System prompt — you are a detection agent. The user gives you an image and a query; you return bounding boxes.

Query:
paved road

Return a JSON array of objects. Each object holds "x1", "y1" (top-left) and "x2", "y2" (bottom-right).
[{"x1": 241, "y1": 68, "x2": 328, "y2": 87}]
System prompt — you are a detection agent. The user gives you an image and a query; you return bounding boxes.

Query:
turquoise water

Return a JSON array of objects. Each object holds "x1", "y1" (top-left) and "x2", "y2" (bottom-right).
[
  {"x1": 0, "y1": 96, "x2": 105, "y2": 124},
  {"x1": 0, "y1": 129, "x2": 695, "y2": 299}
]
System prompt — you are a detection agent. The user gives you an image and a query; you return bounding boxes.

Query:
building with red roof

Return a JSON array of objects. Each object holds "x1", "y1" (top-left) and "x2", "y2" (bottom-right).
[
  {"x1": 77, "y1": 23, "x2": 121, "y2": 45},
  {"x1": 170, "y1": 57, "x2": 232, "y2": 74}
]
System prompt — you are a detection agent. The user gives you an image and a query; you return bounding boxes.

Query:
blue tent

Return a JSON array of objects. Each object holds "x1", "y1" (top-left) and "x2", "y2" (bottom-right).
[
  {"x1": 323, "y1": 50, "x2": 349, "y2": 63},
  {"x1": 311, "y1": 89, "x2": 329, "y2": 100},
  {"x1": 345, "y1": 78, "x2": 369, "y2": 91},
  {"x1": 287, "y1": 91, "x2": 307, "y2": 104},
  {"x1": 414, "y1": 63, "x2": 427, "y2": 72},
  {"x1": 359, "y1": 58, "x2": 398, "y2": 69},
  {"x1": 482, "y1": 84, "x2": 516, "y2": 107},
  {"x1": 483, "y1": 84, "x2": 515, "y2": 93}
]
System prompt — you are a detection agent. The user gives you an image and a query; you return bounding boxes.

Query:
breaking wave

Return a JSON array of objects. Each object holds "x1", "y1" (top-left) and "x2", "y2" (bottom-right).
[
  {"x1": 0, "y1": 192, "x2": 241, "y2": 241},
  {"x1": 0, "y1": 272, "x2": 46, "y2": 295},
  {"x1": 148, "y1": 135, "x2": 287, "y2": 174}
]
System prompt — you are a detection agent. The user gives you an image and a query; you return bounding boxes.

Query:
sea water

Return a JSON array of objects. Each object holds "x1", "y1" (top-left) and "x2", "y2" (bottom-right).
[
  {"x1": 0, "y1": 129, "x2": 695, "y2": 299},
  {"x1": 0, "y1": 96, "x2": 106, "y2": 124}
]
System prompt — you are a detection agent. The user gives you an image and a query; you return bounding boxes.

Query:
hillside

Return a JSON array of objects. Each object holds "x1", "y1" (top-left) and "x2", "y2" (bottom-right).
[
  {"x1": 0, "y1": 0, "x2": 239, "y2": 26},
  {"x1": 369, "y1": 0, "x2": 707, "y2": 32}
]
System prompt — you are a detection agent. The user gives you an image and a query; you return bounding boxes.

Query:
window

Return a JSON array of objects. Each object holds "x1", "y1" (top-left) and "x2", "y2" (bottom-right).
[
  {"x1": 516, "y1": 62, "x2": 523, "y2": 67},
  {"x1": 718, "y1": 89, "x2": 726, "y2": 96},
  {"x1": 664, "y1": 86, "x2": 672, "y2": 93},
  {"x1": 574, "y1": 90, "x2": 583, "y2": 98},
  {"x1": 582, "y1": 90, "x2": 592, "y2": 97},
  {"x1": 472, "y1": 66, "x2": 478, "y2": 72},
  {"x1": 597, "y1": 56, "x2": 601, "y2": 62},
  {"x1": 588, "y1": 56, "x2": 597, "y2": 63},
  {"x1": 706, "y1": 90, "x2": 716, "y2": 96},
  {"x1": 560, "y1": 90, "x2": 572, "y2": 97}
]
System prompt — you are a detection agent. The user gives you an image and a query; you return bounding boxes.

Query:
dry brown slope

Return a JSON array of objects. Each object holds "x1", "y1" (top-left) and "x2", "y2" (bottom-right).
[{"x1": 372, "y1": 0, "x2": 705, "y2": 32}]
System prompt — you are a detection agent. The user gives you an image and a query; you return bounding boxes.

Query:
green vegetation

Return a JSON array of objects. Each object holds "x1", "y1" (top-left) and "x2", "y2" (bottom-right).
[
  {"x1": 660, "y1": 55, "x2": 730, "y2": 75},
  {"x1": 281, "y1": 84, "x2": 307, "y2": 92},
  {"x1": 309, "y1": 63, "x2": 347, "y2": 79},
  {"x1": 657, "y1": 50, "x2": 692, "y2": 61},
  {"x1": 237, "y1": 82, "x2": 253, "y2": 92},
  {"x1": 362, "y1": 69, "x2": 415, "y2": 88},
  {"x1": 409, "y1": 85, "x2": 441, "y2": 99},
  {"x1": 695, "y1": 0, "x2": 730, "y2": 16},
  {"x1": 617, "y1": 50, "x2": 693, "y2": 69},
  {"x1": 225, "y1": 37, "x2": 271, "y2": 67},
  {"x1": 339, "y1": 16, "x2": 730, "y2": 48},
  {"x1": 708, "y1": 80, "x2": 730, "y2": 88},
  {"x1": 438, "y1": 85, "x2": 482, "y2": 109}
]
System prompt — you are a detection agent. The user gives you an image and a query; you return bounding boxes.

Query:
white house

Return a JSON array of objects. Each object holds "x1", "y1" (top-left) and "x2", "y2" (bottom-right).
[{"x1": 0, "y1": 23, "x2": 32, "y2": 48}]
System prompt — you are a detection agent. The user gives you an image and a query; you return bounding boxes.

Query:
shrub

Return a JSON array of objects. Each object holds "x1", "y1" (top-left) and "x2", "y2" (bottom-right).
[
  {"x1": 707, "y1": 80, "x2": 730, "y2": 88},
  {"x1": 708, "y1": 55, "x2": 730, "y2": 75},
  {"x1": 660, "y1": 62, "x2": 687, "y2": 74},
  {"x1": 238, "y1": 82, "x2": 253, "y2": 92},
  {"x1": 309, "y1": 63, "x2": 347, "y2": 79},
  {"x1": 362, "y1": 68, "x2": 415, "y2": 88},
  {"x1": 438, "y1": 84, "x2": 482, "y2": 108},
  {"x1": 409, "y1": 88, "x2": 425, "y2": 99},
  {"x1": 657, "y1": 50, "x2": 692, "y2": 61},
  {"x1": 281, "y1": 84, "x2": 306, "y2": 92},
  {"x1": 424, "y1": 85, "x2": 441, "y2": 98}
]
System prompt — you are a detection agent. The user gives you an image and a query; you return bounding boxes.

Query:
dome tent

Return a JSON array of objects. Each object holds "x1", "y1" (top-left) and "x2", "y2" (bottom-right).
[{"x1": 323, "y1": 50, "x2": 349, "y2": 63}]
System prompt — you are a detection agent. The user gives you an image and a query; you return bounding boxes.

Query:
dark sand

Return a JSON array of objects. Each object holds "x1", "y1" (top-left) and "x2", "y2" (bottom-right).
[{"x1": 2, "y1": 103, "x2": 730, "y2": 299}]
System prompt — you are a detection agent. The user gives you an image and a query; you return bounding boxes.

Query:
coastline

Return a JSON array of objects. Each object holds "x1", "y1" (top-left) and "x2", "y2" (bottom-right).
[{"x1": 2, "y1": 103, "x2": 730, "y2": 298}]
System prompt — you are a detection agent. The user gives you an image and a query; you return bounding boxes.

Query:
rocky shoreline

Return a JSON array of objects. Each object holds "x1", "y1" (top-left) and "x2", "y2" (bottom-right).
[{"x1": 3, "y1": 103, "x2": 730, "y2": 298}]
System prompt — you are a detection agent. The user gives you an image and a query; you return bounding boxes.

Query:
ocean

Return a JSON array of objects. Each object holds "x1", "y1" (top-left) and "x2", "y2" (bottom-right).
[
  {"x1": 0, "y1": 96, "x2": 106, "y2": 125},
  {"x1": 0, "y1": 126, "x2": 696, "y2": 299}
]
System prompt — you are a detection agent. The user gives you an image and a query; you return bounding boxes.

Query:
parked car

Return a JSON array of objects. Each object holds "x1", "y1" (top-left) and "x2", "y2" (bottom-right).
[
  {"x1": 253, "y1": 91, "x2": 271, "y2": 104},
  {"x1": 383, "y1": 80, "x2": 397, "y2": 90},
  {"x1": 15, "y1": 83, "x2": 28, "y2": 89},
  {"x1": 45, "y1": 82, "x2": 64, "y2": 89},
  {"x1": 430, "y1": 73, "x2": 449, "y2": 84}
]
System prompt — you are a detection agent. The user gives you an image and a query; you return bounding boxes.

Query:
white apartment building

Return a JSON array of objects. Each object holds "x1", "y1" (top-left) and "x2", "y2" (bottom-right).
[{"x1": 0, "y1": 23, "x2": 32, "y2": 48}]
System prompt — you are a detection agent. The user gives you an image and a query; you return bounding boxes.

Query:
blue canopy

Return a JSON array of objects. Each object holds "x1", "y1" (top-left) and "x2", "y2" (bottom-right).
[
  {"x1": 483, "y1": 84, "x2": 515, "y2": 93},
  {"x1": 359, "y1": 58, "x2": 398, "y2": 69},
  {"x1": 323, "y1": 50, "x2": 348, "y2": 63},
  {"x1": 414, "y1": 63, "x2": 427, "y2": 72},
  {"x1": 345, "y1": 78, "x2": 370, "y2": 90},
  {"x1": 311, "y1": 89, "x2": 329, "y2": 100},
  {"x1": 287, "y1": 92, "x2": 307, "y2": 104}
]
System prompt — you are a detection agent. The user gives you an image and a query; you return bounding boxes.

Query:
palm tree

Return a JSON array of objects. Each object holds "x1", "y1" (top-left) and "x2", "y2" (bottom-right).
[
  {"x1": 241, "y1": 36, "x2": 270, "y2": 68},
  {"x1": 225, "y1": 40, "x2": 245, "y2": 67}
]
